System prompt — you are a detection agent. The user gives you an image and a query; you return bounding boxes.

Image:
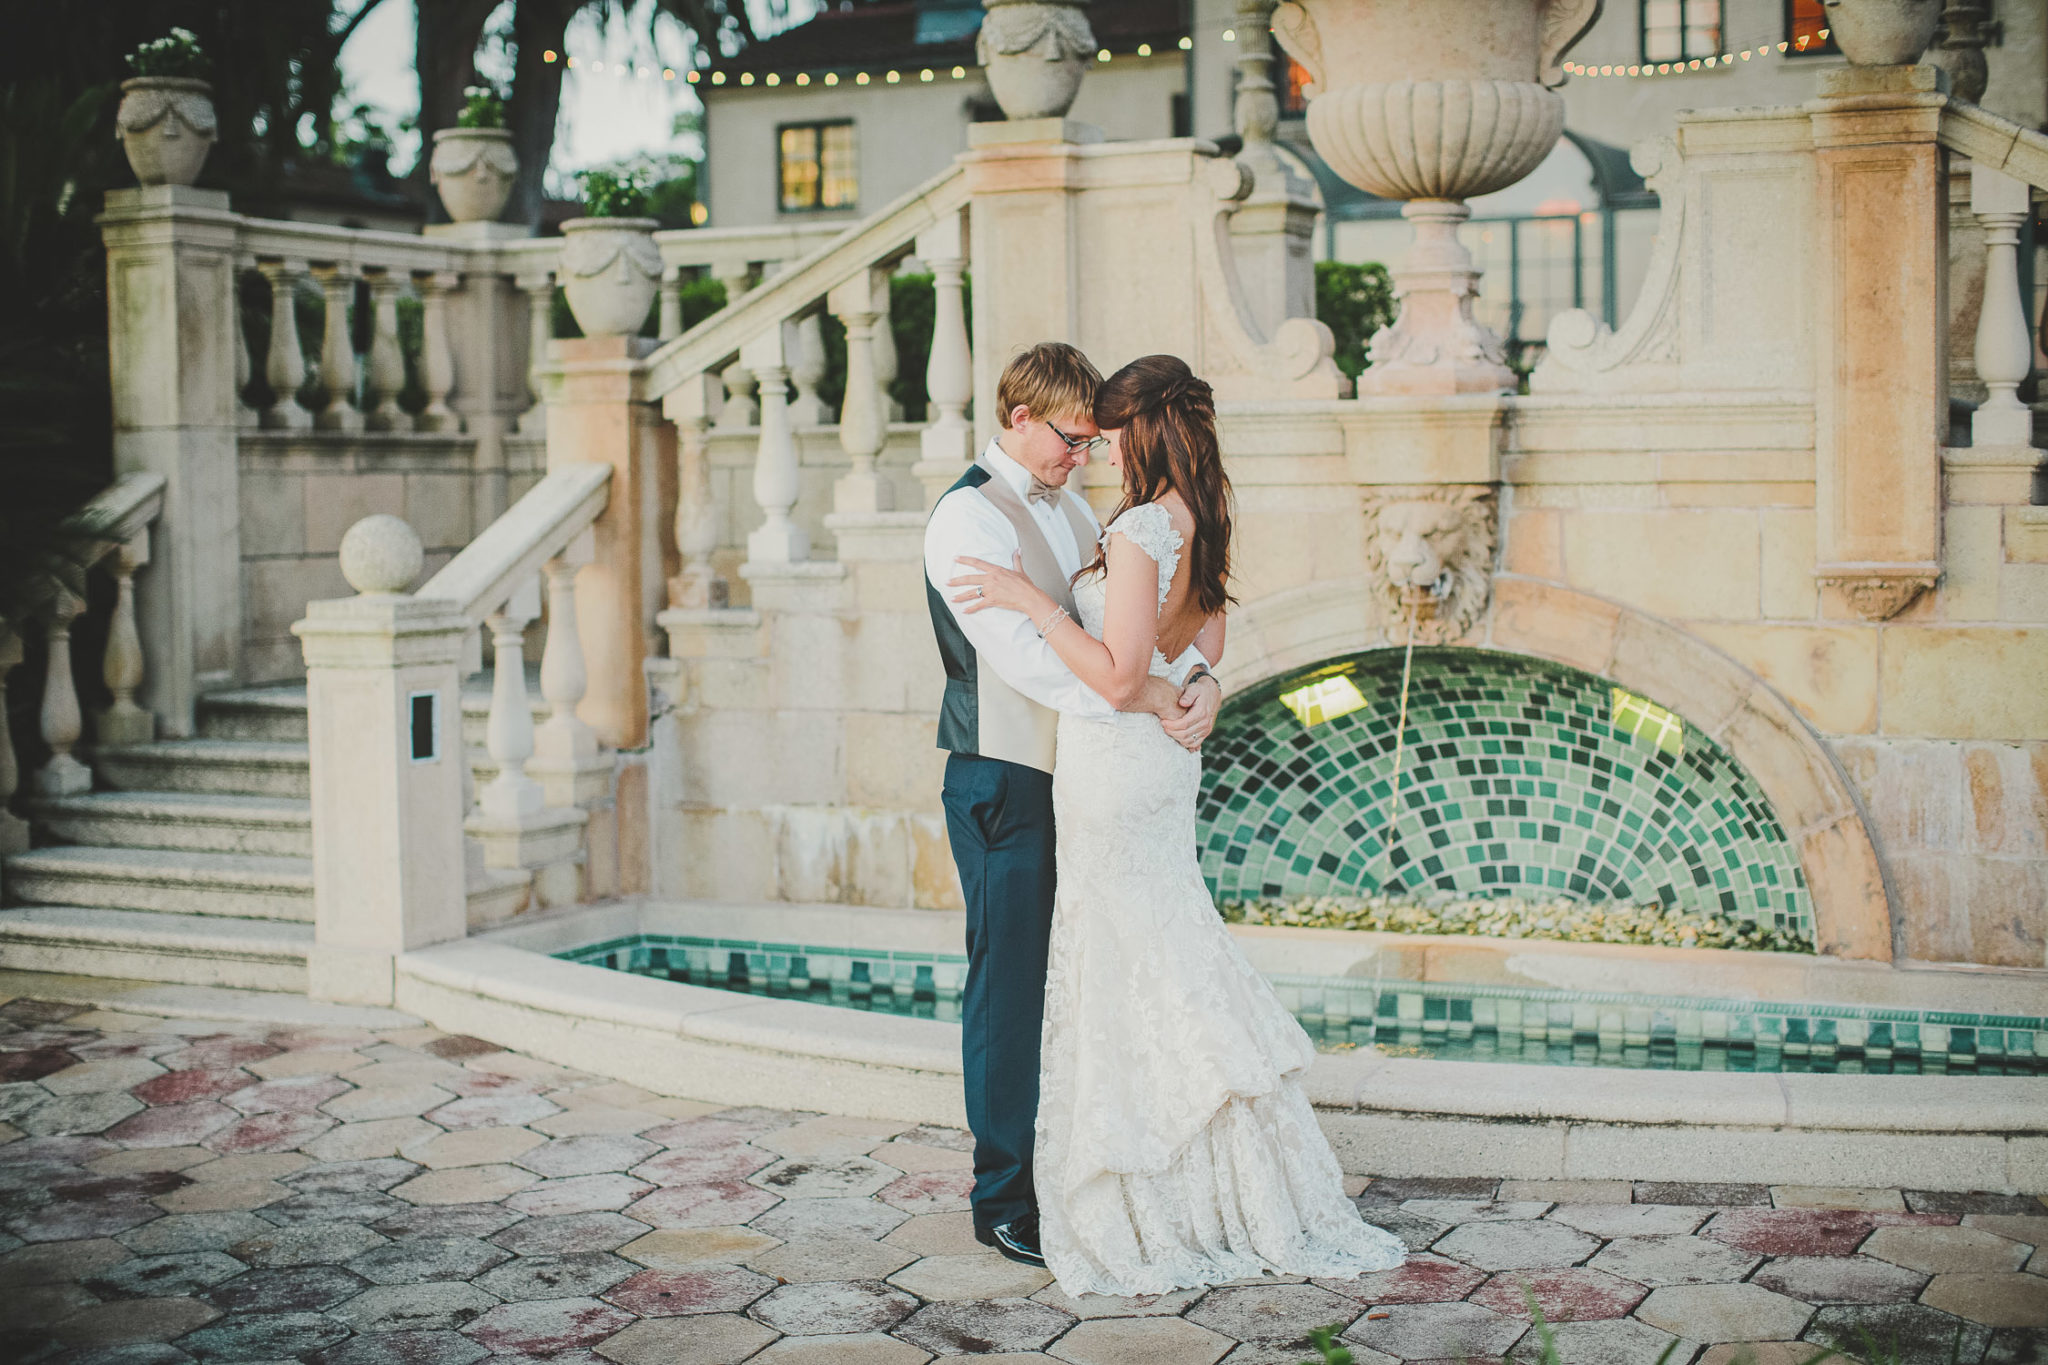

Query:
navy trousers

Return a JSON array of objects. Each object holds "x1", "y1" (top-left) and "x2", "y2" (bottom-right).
[{"x1": 941, "y1": 751, "x2": 1057, "y2": 1233}]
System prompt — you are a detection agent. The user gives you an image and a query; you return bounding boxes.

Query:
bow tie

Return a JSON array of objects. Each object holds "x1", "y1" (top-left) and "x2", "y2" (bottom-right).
[{"x1": 1027, "y1": 478, "x2": 1062, "y2": 507}]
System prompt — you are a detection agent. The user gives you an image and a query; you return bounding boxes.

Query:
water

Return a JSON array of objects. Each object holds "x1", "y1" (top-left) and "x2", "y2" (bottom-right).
[{"x1": 558, "y1": 935, "x2": 2048, "y2": 1078}]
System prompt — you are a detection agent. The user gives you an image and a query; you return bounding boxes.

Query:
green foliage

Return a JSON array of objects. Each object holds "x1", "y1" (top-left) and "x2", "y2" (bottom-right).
[
  {"x1": 577, "y1": 168, "x2": 653, "y2": 219},
  {"x1": 125, "y1": 27, "x2": 208, "y2": 80},
  {"x1": 1222, "y1": 893, "x2": 1816, "y2": 953},
  {"x1": 1294, "y1": 1324, "x2": 1354, "y2": 1364},
  {"x1": 1315, "y1": 260, "x2": 1396, "y2": 380},
  {"x1": 456, "y1": 83, "x2": 504, "y2": 130}
]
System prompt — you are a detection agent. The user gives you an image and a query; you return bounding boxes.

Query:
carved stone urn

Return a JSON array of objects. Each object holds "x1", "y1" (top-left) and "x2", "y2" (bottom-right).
[
  {"x1": 1820, "y1": 0, "x2": 1941, "y2": 66},
  {"x1": 430, "y1": 127, "x2": 518, "y2": 223},
  {"x1": 978, "y1": 0, "x2": 1095, "y2": 120},
  {"x1": 116, "y1": 76, "x2": 217, "y2": 188},
  {"x1": 559, "y1": 217, "x2": 662, "y2": 338},
  {"x1": 1274, "y1": 0, "x2": 1600, "y2": 395}
]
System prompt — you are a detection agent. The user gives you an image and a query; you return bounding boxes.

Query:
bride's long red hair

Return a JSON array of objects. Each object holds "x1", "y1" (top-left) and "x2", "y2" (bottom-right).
[{"x1": 1080, "y1": 354, "x2": 1235, "y2": 615}]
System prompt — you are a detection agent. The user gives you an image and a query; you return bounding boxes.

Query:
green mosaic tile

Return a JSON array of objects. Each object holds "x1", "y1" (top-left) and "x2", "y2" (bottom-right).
[{"x1": 1197, "y1": 649, "x2": 1814, "y2": 940}]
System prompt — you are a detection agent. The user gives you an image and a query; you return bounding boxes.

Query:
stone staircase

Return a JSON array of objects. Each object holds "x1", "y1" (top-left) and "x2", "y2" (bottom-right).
[{"x1": 0, "y1": 677, "x2": 537, "y2": 991}]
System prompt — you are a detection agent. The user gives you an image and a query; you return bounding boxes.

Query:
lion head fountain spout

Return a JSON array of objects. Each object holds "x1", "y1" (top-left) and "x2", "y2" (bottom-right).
[{"x1": 1365, "y1": 487, "x2": 1498, "y2": 644}]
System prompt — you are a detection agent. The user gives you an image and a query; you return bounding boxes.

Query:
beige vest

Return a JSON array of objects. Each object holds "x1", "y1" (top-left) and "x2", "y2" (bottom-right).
[{"x1": 971, "y1": 465, "x2": 1099, "y2": 774}]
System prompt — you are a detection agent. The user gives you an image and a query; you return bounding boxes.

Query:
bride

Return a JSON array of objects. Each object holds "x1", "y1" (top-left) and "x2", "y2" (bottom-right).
[{"x1": 950, "y1": 354, "x2": 1405, "y2": 1297}]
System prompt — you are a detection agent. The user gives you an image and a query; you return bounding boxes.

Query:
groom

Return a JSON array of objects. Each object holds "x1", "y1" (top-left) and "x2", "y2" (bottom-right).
[{"x1": 922, "y1": 342, "x2": 1222, "y2": 1266}]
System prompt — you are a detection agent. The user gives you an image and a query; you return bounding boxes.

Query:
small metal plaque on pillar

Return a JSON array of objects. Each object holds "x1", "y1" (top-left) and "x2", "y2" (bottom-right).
[{"x1": 409, "y1": 690, "x2": 441, "y2": 763}]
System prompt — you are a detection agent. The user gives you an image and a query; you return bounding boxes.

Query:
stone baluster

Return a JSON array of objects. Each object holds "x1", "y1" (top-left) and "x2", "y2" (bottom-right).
[
  {"x1": 830, "y1": 267, "x2": 895, "y2": 515},
  {"x1": 37, "y1": 594, "x2": 91, "y2": 796},
  {"x1": 914, "y1": 210, "x2": 975, "y2": 502},
  {"x1": 257, "y1": 258, "x2": 313, "y2": 430},
  {"x1": 788, "y1": 312, "x2": 829, "y2": 427},
  {"x1": 233, "y1": 276, "x2": 260, "y2": 428},
  {"x1": 0, "y1": 629, "x2": 27, "y2": 858},
  {"x1": 362, "y1": 268, "x2": 409, "y2": 431},
  {"x1": 415, "y1": 270, "x2": 462, "y2": 433},
  {"x1": 742, "y1": 323, "x2": 808, "y2": 564},
  {"x1": 1970, "y1": 164, "x2": 2035, "y2": 450},
  {"x1": 659, "y1": 264, "x2": 685, "y2": 339},
  {"x1": 516, "y1": 270, "x2": 554, "y2": 437},
  {"x1": 98, "y1": 532, "x2": 156, "y2": 747},
  {"x1": 669, "y1": 373, "x2": 727, "y2": 609},
  {"x1": 478, "y1": 578, "x2": 544, "y2": 821},
  {"x1": 311, "y1": 263, "x2": 363, "y2": 432},
  {"x1": 531, "y1": 537, "x2": 606, "y2": 806},
  {"x1": 714, "y1": 264, "x2": 758, "y2": 430},
  {"x1": 873, "y1": 284, "x2": 904, "y2": 422}
]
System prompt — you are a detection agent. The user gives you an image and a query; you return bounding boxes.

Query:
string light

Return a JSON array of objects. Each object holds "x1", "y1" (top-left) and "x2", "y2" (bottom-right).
[
  {"x1": 794, "y1": 72, "x2": 808, "y2": 85},
  {"x1": 740, "y1": 71, "x2": 753, "y2": 85},
  {"x1": 1178, "y1": 35, "x2": 1192, "y2": 50},
  {"x1": 856, "y1": 71, "x2": 869, "y2": 84},
  {"x1": 543, "y1": 49, "x2": 558, "y2": 63},
  {"x1": 1563, "y1": 30, "x2": 1828, "y2": 77},
  {"x1": 1137, "y1": 43, "x2": 1151, "y2": 56},
  {"x1": 590, "y1": 59, "x2": 604, "y2": 72},
  {"x1": 687, "y1": 69, "x2": 701, "y2": 83},
  {"x1": 710, "y1": 70, "x2": 724, "y2": 84},
  {"x1": 952, "y1": 65, "x2": 965, "y2": 78},
  {"x1": 1096, "y1": 48, "x2": 1110, "y2": 61},
  {"x1": 765, "y1": 72, "x2": 778, "y2": 85},
  {"x1": 1222, "y1": 28, "x2": 1236, "y2": 41},
  {"x1": 920, "y1": 67, "x2": 934, "y2": 81},
  {"x1": 824, "y1": 71, "x2": 838, "y2": 85}
]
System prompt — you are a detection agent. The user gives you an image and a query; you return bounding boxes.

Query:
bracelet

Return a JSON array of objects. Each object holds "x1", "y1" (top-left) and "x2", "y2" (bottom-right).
[
  {"x1": 1035, "y1": 605, "x2": 1069, "y2": 638},
  {"x1": 1184, "y1": 666, "x2": 1220, "y2": 696}
]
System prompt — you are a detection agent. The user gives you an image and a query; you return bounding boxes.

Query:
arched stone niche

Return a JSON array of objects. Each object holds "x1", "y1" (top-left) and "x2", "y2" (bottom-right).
[{"x1": 1220, "y1": 573, "x2": 1894, "y2": 961}]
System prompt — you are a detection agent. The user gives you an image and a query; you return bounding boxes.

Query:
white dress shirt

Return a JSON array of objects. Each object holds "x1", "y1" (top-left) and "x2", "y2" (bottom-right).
[{"x1": 925, "y1": 440, "x2": 1202, "y2": 720}]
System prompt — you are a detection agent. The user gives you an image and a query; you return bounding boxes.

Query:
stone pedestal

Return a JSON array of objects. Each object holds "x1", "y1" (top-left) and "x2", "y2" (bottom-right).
[
  {"x1": 1809, "y1": 65, "x2": 1949, "y2": 621},
  {"x1": 293, "y1": 589, "x2": 471, "y2": 1006},
  {"x1": 99, "y1": 185, "x2": 246, "y2": 736}
]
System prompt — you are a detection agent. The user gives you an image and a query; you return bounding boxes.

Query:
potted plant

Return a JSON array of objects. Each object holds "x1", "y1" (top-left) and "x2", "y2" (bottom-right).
[
  {"x1": 431, "y1": 84, "x2": 519, "y2": 223},
  {"x1": 1819, "y1": 0, "x2": 1940, "y2": 66},
  {"x1": 116, "y1": 28, "x2": 216, "y2": 188},
  {"x1": 560, "y1": 169, "x2": 662, "y2": 338}
]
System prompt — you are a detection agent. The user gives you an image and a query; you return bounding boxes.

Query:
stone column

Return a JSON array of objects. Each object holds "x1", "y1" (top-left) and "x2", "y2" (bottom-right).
[
  {"x1": 0, "y1": 629, "x2": 27, "y2": 862},
  {"x1": 741, "y1": 323, "x2": 807, "y2": 566},
  {"x1": 414, "y1": 269, "x2": 463, "y2": 433},
  {"x1": 256, "y1": 257, "x2": 313, "y2": 430},
  {"x1": 362, "y1": 268, "x2": 410, "y2": 432},
  {"x1": 1227, "y1": 0, "x2": 1321, "y2": 339},
  {"x1": 1810, "y1": 66, "x2": 1947, "y2": 620},
  {"x1": 311, "y1": 263, "x2": 363, "y2": 432},
  {"x1": 292, "y1": 516, "x2": 470, "y2": 1006},
  {"x1": 99, "y1": 185, "x2": 246, "y2": 735}
]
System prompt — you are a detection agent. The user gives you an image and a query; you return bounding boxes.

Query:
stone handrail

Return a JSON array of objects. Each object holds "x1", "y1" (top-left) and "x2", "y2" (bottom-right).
[
  {"x1": 1938, "y1": 101, "x2": 2048, "y2": 191},
  {"x1": 417, "y1": 463, "x2": 613, "y2": 626}
]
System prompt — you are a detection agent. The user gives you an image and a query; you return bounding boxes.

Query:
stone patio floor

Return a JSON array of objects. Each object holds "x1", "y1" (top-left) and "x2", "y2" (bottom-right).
[{"x1": 0, "y1": 991, "x2": 2043, "y2": 1365}]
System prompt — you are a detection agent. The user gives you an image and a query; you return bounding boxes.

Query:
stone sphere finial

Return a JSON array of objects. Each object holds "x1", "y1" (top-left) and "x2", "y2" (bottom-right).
[{"x1": 340, "y1": 514, "x2": 424, "y2": 596}]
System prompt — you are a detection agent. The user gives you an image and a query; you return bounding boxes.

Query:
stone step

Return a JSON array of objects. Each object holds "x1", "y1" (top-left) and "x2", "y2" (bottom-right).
[
  {"x1": 0, "y1": 905, "x2": 310, "y2": 992},
  {"x1": 199, "y1": 675, "x2": 546, "y2": 745},
  {"x1": 96, "y1": 739, "x2": 311, "y2": 800},
  {"x1": 3, "y1": 846, "x2": 314, "y2": 921},
  {"x1": 34, "y1": 791, "x2": 311, "y2": 858}
]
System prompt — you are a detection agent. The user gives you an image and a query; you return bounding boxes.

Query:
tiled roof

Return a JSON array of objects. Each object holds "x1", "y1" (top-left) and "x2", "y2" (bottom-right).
[{"x1": 710, "y1": 1, "x2": 1185, "y2": 74}]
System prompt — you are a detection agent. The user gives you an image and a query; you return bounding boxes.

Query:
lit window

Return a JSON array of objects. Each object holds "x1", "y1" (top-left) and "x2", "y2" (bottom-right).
[
  {"x1": 1783, "y1": 0, "x2": 1839, "y2": 55},
  {"x1": 1274, "y1": 53, "x2": 1313, "y2": 115},
  {"x1": 778, "y1": 121, "x2": 858, "y2": 213},
  {"x1": 1280, "y1": 675, "x2": 1368, "y2": 728},
  {"x1": 1611, "y1": 688, "x2": 1685, "y2": 757},
  {"x1": 1640, "y1": 0, "x2": 1721, "y2": 63}
]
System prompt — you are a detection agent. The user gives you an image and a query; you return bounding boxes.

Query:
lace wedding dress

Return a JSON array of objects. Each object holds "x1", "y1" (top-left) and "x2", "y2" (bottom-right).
[{"x1": 1036, "y1": 503, "x2": 1406, "y2": 1297}]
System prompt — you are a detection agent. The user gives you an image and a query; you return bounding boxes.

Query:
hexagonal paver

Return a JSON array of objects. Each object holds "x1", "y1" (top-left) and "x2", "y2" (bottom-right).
[
  {"x1": 186, "y1": 1151, "x2": 309, "y2": 1184},
  {"x1": 1432, "y1": 1219, "x2": 1600, "y2": 1272},
  {"x1": 1862, "y1": 1224, "x2": 2032, "y2": 1274},
  {"x1": 388, "y1": 1164, "x2": 537, "y2": 1206},
  {"x1": 133, "y1": 1069, "x2": 255, "y2": 1107},
  {"x1": 491, "y1": 1212, "x2": 646, "y2": 1256},
  {"x1": 1468, "y1": 1267, "x2": 1648, "y2": 1322},
  {"x1": 747, "y1": 1237, "x2": 918, "y2": 1284},
  {"x1": 371, "y1": 1201, "x2": 524, "y2": 1241},
  {"x1": 630, "y1": 1145, "x2": 777, "y2": 1185},
  {"x1": 602, "y1": 1264, "x2": 778, "y2": 1316},
  {"x1": 120, "y1": 1209, "x2": 274, "y2": 1254},
  {"x1": 203, "y1": 1112, "x2": 336, "y2": 1155},
  {"x1": 750, "y1": 1279, "x2": 919, "y2": 1335},
  {"x1": 619, "y1": 1225, "x2": 782, "y2": 1270},
  {"x1": 750, "y1": 1155, "x2": 901, "y2": 1201},
  {"x1": 0, "y1": 1235, "x2": 133, "y2": 1285},
  {"x1": 476, "y1": 1251, "x2": 637, "y2": 1300},
  {"x1": 1548, "y1": 1203, "x2": 1710, "y2": 1239},
  {"x1": 232, "y1": 1220, "x2": 388, "y2": 1267},
  {"x1": 752, "y1": 1197, "x2": 908, "y2": 1244},
  {"x1": 1636, "y1": 1283, "x2": 1813, "y2": 1342},
  {"x1": 255, "y1": 1188, "x2": 406, "y2": 1226},
  {"x1": 320, "y1": 1084, "x2": 454, "y2": 1124},
  {"x1": 309, "y1": 1328, "x2": 490, "y2": 1365},
  {"x1": 43, "y1": 1058, "x2": 166, "y2": 1095},
  {"x1": 875, "y1": 1170, "x2": 973, "y2": 1215},
  {"x1": 1342, "y1": 1300, "x2": 1525, "y2": 1360},
  {"x1": 305, "y1": 1118, "x2": 438, "y2": 1164},
  {"x1": 21, "y1": 1093, "x2": 146, "y2": 1138},
  {"x1": 513, "y1": 1134, "x2": 660, "y2": 1179},
  {"x1": 205, "y1": 1264, "x2": 367, "y2": 1313},
  {"x1": 1030, "y1": 1283, "x2": 1206, "y2": 1319},
  {"x1": 1802, "y1": 1303, "x2": 1991, "y2": 1363},
  {"x1": 753, "y1": 1115, "x2": 907, "y2": 1158},
  {"x1": 7, "y1": 1197, "x2": 162, "y2": 1242},
  {"x1": 1903, "y1": 1191, "x2": 2043, "y2": 1216},
  {"x1": 158, "y1": 1039, "x2": 278, "y2": 1071},
  {"x1": 748, "y1": 1333, "x2": 933, "y2": 1365},
  {"x1": 1634, "y1": 1182, "x2": 1769, "y2": 1207},
  {"x1": 1509, "y1": 1317, "x2": 1686, "y2": 1365},
  {"x1": 1703, "y1": 1208, "x2": 1889, "y2": 1258},
  {"x1": 531, "y1": 1107, "x2": 666, "y2": 1138},
  {"x1": 462, "y1": 1295, "x2": 634, "y2": 1354},
  {"x1": 331, "y1": 1280, "x2": 502, "y2": 1334},
  {"x1": 284, "y1": 1157, "x2": 419, "y2": 1193},
  {"x1": 1919, "y1": 1272, "x2": 2048, "y2": 1328},
  {"x1": 893, "y1": 1298, "x2": 1075, "y2": 1356},
  {"x1": 892, "y1": 1251, "x2": 1055, "y2": 1301},
  {"x1": 1182, "y1": 1283, "x2": 1359, "y2": 1344},
  {"x1": 1051, "y1": 1315, "x2": 1234, "y2": 1365},
  {"x1": 345, "y1": 1232, "x2": 512, "y2": 1286},
  {"x1": 225, "y1": 1075, "x2": 351, "y2": 1115},
  {"x1": 401, "y1": 1126, "x2": 546, "y2": 1170},
  {"x1": 504, "y1": 1173, "x2": 654, "y2": 1216},
  {"x1": 425, "y1": 1093, "x2": 561, "y2": 1131},
  {"x1": 1355, "y1": 1206, "x2": 1451, "y2": 1253},
  {"x1": 151, "y1": 1176, "x2": 290, "y2": 1215},
  {"x1": 1403, "y1": 1200, "x2": 1553, "y2": 1224},
  {"x1": 1751, "y1": 1254, "x2": 1930, "y2": 1304},
  {"x1": 90, "y1": 1249, "x2": 246, "y2": 1298},
  {"x1": 1316, "y1": 1253, "x2": 1488, "y2": 1305},
  {"x1": 594, "y1": 1311, "x2": 776, "y2": 1365},
  {"x1": 174, "y1": 1308, "x2": 350, "y2": 1359},
  {"x1": 1586, "y1": 1235, "x2": 1762, "y2": 1286},
  {"x1": 869, "y1": 1142, "x2": 974, "y2": 1174},
  {"x1": 625, "y1": 1181, "x2": 780, "y2": 1229}
]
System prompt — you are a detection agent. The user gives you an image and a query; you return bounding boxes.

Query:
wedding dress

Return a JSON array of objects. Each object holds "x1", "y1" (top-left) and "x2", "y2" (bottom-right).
[{"x1": 1035, "y1": 503, "x2": 1406, "y2": 1297}]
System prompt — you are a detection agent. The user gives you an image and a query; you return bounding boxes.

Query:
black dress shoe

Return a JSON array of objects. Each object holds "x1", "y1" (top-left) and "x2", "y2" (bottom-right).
[{"x1": 975, "y1": 1216, "x2": 1046, "y2": 1267}]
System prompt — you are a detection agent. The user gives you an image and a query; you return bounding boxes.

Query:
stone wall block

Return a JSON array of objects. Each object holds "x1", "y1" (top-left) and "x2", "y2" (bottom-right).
[
  {"x1": 911, "y1": 815, "x2": 965, "y2": 911},
  {"x1": 1962, "y1": 743, "x2": 2048, "y2": 859},
  {"x1": 1501, "y1": 506, "x2": 1564, "y2": 579},
  {"x1": 1758, "y1": 508, "x2": 1820, "y2": 620},
  {"x1": 1607, "y1": 613, "x2": 1751, "y2": 740},
  {"x1": 767, "y1": 610, "x2": 850, "y2": 711},
  {"x1": 1832, "y1": 737, "x2": 1968, "y2": 855},
  {"x1": 845, "y1": 713, "x2": 945, "y2": 812},
  {"x1": 1689, "y1": 625, "x2": 1878, "y2": 736},
  {"x1": 1797, "y1": 815, "x2": 1895, "y2": 961},
  {"x1": 1723, "y1": 686, "x2": 1855, "y2": 837},
  {"x1": 304, "y1": 474, "x2": 407, "y2": 555},
  {"x1": 238, "y1": 470, "x2": 307, "y2": 559},
  {"x1": 1561, "y1": 509, "x2": 1761, "y2": 621},
  {"x1": 1485, "y1": 577, "x2": 1619, "y2": 677},
  {"x1": 1878, "y1": 627, "x2": 2048, "y2": 740}
]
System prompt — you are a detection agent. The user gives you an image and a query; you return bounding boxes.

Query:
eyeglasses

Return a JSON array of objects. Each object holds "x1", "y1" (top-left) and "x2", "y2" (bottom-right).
[{"x1": 1045, "y1": 419, "x2": 1107, "y2": 455}]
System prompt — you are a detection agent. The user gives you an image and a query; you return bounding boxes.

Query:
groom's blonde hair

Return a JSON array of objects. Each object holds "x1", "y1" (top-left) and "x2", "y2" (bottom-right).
[{"x1": 997, "y1": 342, "x2": 1102, "y2": 428}]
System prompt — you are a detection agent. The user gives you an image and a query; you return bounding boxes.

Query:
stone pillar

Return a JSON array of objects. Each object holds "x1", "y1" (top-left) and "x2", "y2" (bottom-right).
[
  {"x1": 292, "y1": 516, "x2": 470, "y2": 1006},
  {"x1": 1810, "y1": 66, "x2": 1948, "y2": 621},
  {"x1": 1228, "y1": 0, "x2": 1321, "y2": 340},
  {"x1": 99, "y1": 185, "x2": 246, "y2": 735},
  {"x1": 542, "y1": 335, "x2": 676, "y2": 752}
]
